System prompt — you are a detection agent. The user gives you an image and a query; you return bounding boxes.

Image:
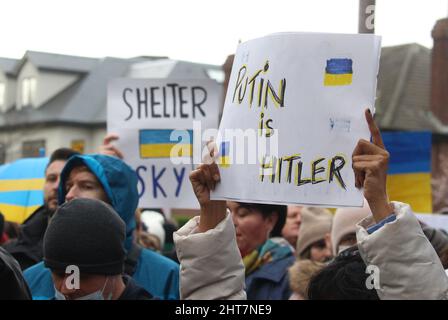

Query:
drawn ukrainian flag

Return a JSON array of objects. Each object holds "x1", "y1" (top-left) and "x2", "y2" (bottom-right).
[
  {"x1": 218, "y1": 141, "x2": 230, "y2": 168},
  {"x1": 0, "y1": 158, "x2": 48, "y2": 223},
  {"x1": 324, "y1": 58, "x2": 353, "y2": 86},
  {"x1": 139, "y1": 129, "x2": 193, "y2": 158},
  {"x1": 383, "y1": 131, "x2": 432, "y2": 213}
]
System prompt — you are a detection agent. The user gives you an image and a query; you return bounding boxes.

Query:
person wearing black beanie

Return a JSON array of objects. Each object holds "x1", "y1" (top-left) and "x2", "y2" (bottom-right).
[{"x1": 44, "y1": 198, "x2": 153, "y2": 300}]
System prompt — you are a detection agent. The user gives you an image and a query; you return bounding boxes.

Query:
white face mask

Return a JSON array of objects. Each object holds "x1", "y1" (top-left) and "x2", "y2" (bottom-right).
[{"x1": 55, "y1": 277, "x2": 112, "y2": 300}]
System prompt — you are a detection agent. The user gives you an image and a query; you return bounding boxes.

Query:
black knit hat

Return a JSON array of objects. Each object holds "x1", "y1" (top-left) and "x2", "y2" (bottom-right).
[{"x1": 43, "y1": 198, "x2": 126, "y2": 275}]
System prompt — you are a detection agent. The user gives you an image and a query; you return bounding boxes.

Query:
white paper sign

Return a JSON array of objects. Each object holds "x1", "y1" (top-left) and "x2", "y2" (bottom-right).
[
  {"x1": 108, "y1": 78, "x2": 221, "y2": 208},
  {"x1": 416, "y1": 214, "x2": 448, "y2": 233},
  {"x1": 211, "y1": 32, "x2": 381, "y2": 207}
]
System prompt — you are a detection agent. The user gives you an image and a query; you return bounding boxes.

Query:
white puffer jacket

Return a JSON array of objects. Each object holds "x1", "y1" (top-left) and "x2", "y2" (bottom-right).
[
  {"x1": 174, "y1": 212, "x2": 246, "y2": 300},
  {"x1": 356, "y1": 201, "x2": 448, "y2": 300}
]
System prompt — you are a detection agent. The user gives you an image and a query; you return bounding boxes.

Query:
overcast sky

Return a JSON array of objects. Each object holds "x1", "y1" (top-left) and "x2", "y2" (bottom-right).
[{"x1": 2, "y1": 0, "x2": 447, "y2": 65}]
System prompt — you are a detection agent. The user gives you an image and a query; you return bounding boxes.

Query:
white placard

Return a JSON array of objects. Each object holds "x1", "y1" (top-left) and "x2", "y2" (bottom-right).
[
  {"x1": 211, "y1": 32, "x2": 381, "y2": 207},
  {"x1": 108, "y1": 78, "x2": 221, "y2": 208}
]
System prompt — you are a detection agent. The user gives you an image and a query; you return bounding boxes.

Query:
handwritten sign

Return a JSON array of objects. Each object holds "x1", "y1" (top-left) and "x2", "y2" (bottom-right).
[
  {"x1": 211, "y1": 33, "x2": 381, "y2": 207},
  {"x1": 108, "y1": 78, "x2": 221, "y2": 208}
]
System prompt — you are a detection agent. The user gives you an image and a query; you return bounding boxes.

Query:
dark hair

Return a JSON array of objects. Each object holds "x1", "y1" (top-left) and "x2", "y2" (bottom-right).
[
  {"x1": 237, "y1": 202, "x2": 287, "y2": 237},
  {"x1": 301, "y1": 239, "x2": 327, "y2": 260},
  {"x1": 439, "y1": 246, "x2": 448, "y2": 269},
  {"x1": 46, "y1": 148, "x2": 79, "y2": 170},
  {"x1": 307, "y1": 246, "x2": 380, "y2": 300},
  {"x1": 3, "y1": 221, "x2": 20, "y2": 240}
]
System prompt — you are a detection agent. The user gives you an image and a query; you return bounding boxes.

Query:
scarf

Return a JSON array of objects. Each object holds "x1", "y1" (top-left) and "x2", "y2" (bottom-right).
[{"x1": 243, "y1": 238, "x2": 294, "y2": 276}]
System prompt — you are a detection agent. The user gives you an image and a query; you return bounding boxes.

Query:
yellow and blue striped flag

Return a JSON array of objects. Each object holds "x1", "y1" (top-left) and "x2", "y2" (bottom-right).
[
  {"x1": 218, "y1": 141, "x2": 230, "y2": 168},
  {"x1": 383, "y1": 131, "x2": 432, "y2": 213},
  {"x1": 0, "y1": 158, "x2": 48, "y2": 223},
  {"x1": 324, "y1": 58, "x2": 353, "y2": 86},
  {"x1": 139, "y1": 129, "x2": 193, "y2": 158}
]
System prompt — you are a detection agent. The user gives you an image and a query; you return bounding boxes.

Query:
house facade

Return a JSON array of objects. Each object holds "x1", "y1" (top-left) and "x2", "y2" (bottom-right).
[{"x1": 0, "y1": 51, "x2": 223, "y2": 163}]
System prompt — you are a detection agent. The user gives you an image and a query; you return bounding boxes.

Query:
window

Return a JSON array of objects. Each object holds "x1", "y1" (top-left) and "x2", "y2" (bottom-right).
[
  {"x1": 21, "y1": 77, "x2": 36, "y2": 107},
  {"x1": 0, "y1": 82, "x2": 5, "y2": 109},
  {"x1": 22, "y1": 140, "x2": 45, "y2": 158}
]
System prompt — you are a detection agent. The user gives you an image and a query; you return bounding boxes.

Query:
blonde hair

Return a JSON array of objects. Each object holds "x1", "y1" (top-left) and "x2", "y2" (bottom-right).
[
  {"x1": 138, "y1": 231, "x2": 162, "y2": 252},
  {"x1": 289, "y1": 259, "x2": 325, "y2": 299}
]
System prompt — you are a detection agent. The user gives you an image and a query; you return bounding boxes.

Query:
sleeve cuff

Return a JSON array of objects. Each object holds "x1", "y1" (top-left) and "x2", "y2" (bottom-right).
[{"x1": 367, "y1": 214, "x2": 397, "y2": 234}]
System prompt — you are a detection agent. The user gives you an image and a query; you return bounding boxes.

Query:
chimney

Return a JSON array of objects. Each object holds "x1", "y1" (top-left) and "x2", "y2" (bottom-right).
[
  {"x1": 431, "y1": 18, "x2": 448, "y2": 123},
  {"x1": 431, "y1": 18, "x2": 448, "y2": 213}
]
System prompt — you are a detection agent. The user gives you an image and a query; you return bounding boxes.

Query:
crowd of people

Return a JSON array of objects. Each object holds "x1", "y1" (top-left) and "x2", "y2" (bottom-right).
[{"x1": 1, "y1": 109, "x2": 448, "y2": 300}]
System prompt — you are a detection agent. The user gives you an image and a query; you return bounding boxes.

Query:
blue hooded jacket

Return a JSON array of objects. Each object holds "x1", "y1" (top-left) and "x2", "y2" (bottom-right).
[{"x1": 23, "y1": 154, "x2": 179, "y2": 300}]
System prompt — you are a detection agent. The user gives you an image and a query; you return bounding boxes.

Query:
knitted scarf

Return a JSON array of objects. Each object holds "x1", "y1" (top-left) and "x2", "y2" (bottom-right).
[{"x1": 243, "y1": 238, "x2": 294, "y2": 276}]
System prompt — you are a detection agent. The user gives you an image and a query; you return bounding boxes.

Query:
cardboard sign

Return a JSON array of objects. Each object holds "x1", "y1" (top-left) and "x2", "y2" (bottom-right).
[
  {"x1": 211, "y1": 33, "x2": 381, "y2": 207},
  {"x1": 108, "y1": 78, "x2": 221, "y2": 208}
]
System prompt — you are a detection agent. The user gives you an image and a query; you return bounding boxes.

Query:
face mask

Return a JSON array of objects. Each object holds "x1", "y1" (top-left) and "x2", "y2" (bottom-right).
[{"x1": 54, "y1": 277, "x2": 112, "y2": 300}]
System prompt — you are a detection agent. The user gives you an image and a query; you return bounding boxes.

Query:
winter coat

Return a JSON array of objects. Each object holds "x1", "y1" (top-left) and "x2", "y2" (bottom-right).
[
  {"x1": 23, "y1": 154, "x2": 179, "y2": 300},
  {"x1": 2, "y1": 206, "x2": 49, "y2": 270},
  {"x1": 245, "y1": 253, "x2": 295, "y2": 300},
  {"x1": 356, "y1": 201, "x2": 448, "y2": 300},
  {"x1": 118, "y1": 275, "x2": 154, "y2": 300},
  {"x1": 0, "y1": 247, "x2": 32, "y2": 300},
  {"x1": 173, "y1": 212, "x2": 246, "y2": 299}
]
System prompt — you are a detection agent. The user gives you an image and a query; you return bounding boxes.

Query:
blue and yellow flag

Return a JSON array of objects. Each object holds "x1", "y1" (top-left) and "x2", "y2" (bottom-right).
[
  {"x1": 218, "y1": 141, "x2": 230, "y2": 168},
  {"x1": 324, "y1": 58, "x2": 353, "y2": 86},
  {"x1": 0, "y1": 158, "x2": 48, "y2": 223},
  {"x1": 383, "y1": 131, "x2": 432, "y2": 213},
  {"x1": 139, "y1": 129, "x2": 193, "y2": 158}
]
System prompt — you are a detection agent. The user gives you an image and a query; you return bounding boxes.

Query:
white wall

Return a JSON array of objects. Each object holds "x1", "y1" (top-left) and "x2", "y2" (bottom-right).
[
  {"x1": 37, "y1": 70, "x2": 79, "y2": 108},
  {"x1": 16, "y1": 61, "x2": 38, "y2": 110},
  {"x1": 0, "y1": 124, "x2": 107, "y2": 163},
  {"x1": 0, "y1": 72, "x2": 16, "y2": 112},
  {"x1": 92, "y1": 127, "x2": 107, "y2": 152},
  {"x1": 5, "y1": 76, "x2": 16, "y2": 112},
  {"x1": 16, "y1": 61, "x2": 80, "y2": 110},
  {"x1": 0, "y1": 71, "x2": 6, "y2": 112}
]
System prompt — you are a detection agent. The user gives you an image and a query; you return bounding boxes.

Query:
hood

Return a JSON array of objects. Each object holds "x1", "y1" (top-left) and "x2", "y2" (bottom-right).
[{"x1": 57, "y1": 154, "x2": 138, "y2": 250}]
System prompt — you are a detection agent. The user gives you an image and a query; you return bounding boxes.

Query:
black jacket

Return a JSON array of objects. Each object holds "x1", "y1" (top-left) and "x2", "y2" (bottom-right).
[
  {"x1": 119, "y1": 275, "x2": 154, "y2": 300},
  {"x1": 2, "y1": 206, "x2": 49, "y2": 270},
  {"x1": 0, "y1": 247, "x2": 32, "y2": 299}
]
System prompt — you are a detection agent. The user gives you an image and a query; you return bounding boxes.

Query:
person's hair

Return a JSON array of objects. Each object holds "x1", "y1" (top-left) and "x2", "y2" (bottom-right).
[
  {"x1": 3, "y1": 221, "x2": 20, "y2": 239},
  {"x1": 135, "y1": 208, "x2": 143, "y2": 232},
  {"x1": 439, "y1": 245, "x2": 448, "y2": 269},
  {"x1": 67, "y1": 164, "x2": 112, "y2": 205},
  {"x1": 163, "y1": 219, "x2": 178, "y2": 245},
  {"x1": 300, "y1": 239, "x2": 327, "y2": 260},
  {"x1": 237, "y1": 202, "x2": 287, "y2": 237},
  {"x1": 46, "y1": 148, "x2": 79, "y2": 170},
  {"x1": 289, "y1": 259, "x2": 325, "y2": 299},
  {"x1": 138, "y1": 232, "x2": 162, "y2": 252},
  {"x1": 307, "y1": 246, "x2": 380, "y2": 300}
]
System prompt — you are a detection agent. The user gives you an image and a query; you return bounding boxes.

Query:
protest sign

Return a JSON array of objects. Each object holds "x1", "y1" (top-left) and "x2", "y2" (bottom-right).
[
  {"x1": 416, "y1": 214, "x2": 448, "y2": 233},
  {"x1": 211, "y1": 32, "x2": 381, "y2": 207},
  {"x1": 108, "y1": 78, "x2": 221, "y2": 208}
]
